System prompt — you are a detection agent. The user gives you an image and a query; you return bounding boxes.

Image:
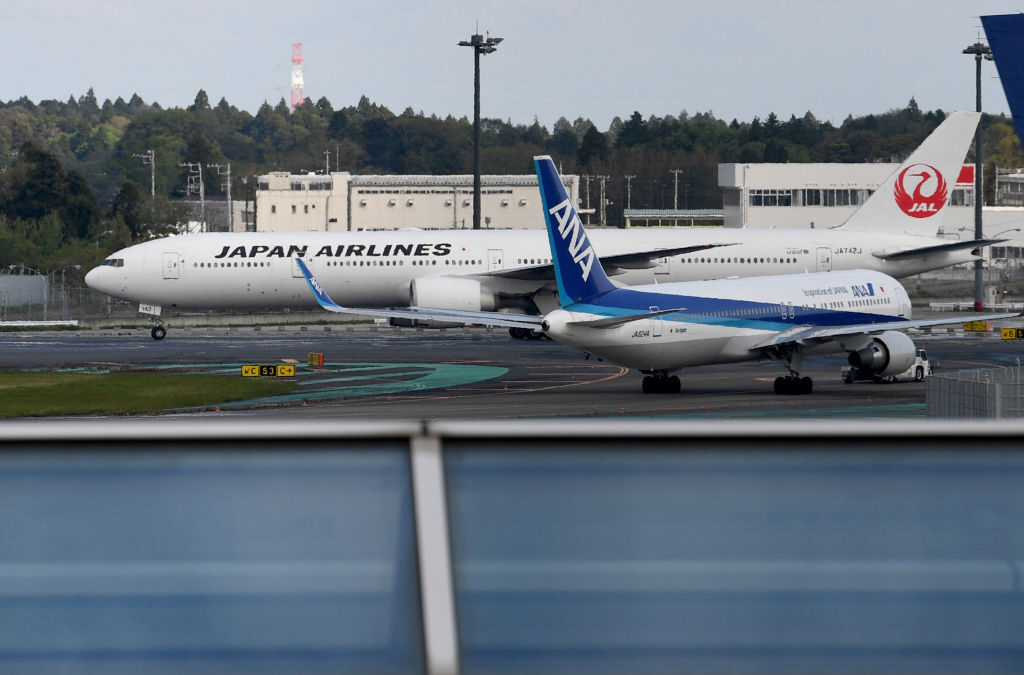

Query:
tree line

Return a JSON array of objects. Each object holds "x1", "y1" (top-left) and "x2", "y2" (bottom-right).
[{"x1": 0, "y1": 89, "x2": 1021, "y2": 280}]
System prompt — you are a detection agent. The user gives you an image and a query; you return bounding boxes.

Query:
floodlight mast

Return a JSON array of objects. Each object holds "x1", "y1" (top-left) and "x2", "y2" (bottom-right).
[
  {"x1": 963, "y1": 40, "x2": 992, "y2": 311},
  {"x1": 458, "y1": 33, "x2": 503, "y2": 229}
]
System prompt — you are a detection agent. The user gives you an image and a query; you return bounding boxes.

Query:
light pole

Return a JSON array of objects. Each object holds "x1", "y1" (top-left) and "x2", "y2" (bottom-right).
[
  {"x1": 964, "y1": 41, "x2": 993, "y2": 311},
  {"x1": 458, "y1": 32, "x2": 502, "y2": 230}
]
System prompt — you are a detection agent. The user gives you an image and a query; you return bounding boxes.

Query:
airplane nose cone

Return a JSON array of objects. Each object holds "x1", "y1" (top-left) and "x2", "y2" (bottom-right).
[
  {"x1": 85, "y1": 265, "x2": 119, "y2": 297},
  {"x1": 84, "y1": 266, "x2": 101, "y2": 290}
]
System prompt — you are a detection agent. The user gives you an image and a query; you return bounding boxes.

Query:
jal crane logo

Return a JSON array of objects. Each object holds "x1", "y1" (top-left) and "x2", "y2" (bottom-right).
[{"x1": 893, "y1": 163, "x2": 948, "y2": 219}]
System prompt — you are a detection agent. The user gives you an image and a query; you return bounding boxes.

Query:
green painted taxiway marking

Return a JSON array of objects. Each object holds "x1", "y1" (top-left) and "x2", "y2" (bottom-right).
[{"x1": 223, "y1": 362, "x2": 508, "y2": 406}]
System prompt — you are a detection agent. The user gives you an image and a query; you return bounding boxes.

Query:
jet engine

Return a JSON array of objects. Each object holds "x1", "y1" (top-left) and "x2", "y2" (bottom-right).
[
  {"x1": 846, "y1": 331, "x2": 916, "y2": 377},
  {"x1": 410, "y1": 276, "x2": 497, "y2": 312}
]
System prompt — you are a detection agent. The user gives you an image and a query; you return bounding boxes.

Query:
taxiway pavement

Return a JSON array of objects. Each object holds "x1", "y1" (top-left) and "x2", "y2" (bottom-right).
[{"x1": 0, "y1": 323, "x2": 1020, "y2": 420}]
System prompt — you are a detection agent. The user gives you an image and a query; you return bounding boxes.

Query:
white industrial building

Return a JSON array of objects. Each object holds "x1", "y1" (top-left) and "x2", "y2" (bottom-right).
[{"x1": 248, "y1": 171, "x2": 579, "y2": 233}]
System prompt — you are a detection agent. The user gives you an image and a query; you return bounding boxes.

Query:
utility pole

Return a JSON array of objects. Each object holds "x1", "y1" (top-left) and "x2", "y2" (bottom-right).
[
  {"x1": 458, "y1": 30, "x2": 503, "y2": 230},
  {"x1": 670, "y1": 169, "x2": 684, "y2": 210},
  {"x1": 963, "y1": 40, "x2": 993, "y2": 311},
  {"x1": 180, "y1": 162, "x2": 205, "y2": 232},
  {"x1": 133, "y1": 149, "x2": 155, "y2": 197},
  {"x1": 323, "y1": 149, "x2": 330, "y2": 175},
  {"x1": 207, "y1": 163, "x2": 232, "y2": 231},
  {"x1": 597, "y1": 175, "x2": 610, "y2": 226},
  {"x1": 625, "y1": 175, "x2": 637, "y2": 210},
  {"x1": 582, "y1": 174, "x2": 592, "y2": 225}
]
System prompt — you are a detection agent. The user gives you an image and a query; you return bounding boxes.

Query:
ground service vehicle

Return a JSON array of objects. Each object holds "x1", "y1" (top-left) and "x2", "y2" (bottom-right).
[{"x1": 843, "y1": 348, "x2": 932, "y2": 383}]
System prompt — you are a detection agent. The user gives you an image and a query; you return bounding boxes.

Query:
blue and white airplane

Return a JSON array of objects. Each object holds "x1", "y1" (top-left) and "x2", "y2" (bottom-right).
[{"x1": 297, "y1": 156, "x2": 1015, "y2": 395}]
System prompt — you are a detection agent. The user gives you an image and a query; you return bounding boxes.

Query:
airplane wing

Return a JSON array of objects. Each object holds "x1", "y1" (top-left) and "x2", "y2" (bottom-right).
[
  {"x1": 483, "y1": 242, "x2": 739, "y2": 281},
  {"x1": 871, "y1": 238, "x2": 1005, "y2": 260},
  {"x1": 752, "y1": 312, "x2": 1018, "y2": 349},
  {"x1": 296, "y1": 259, "x2": 544, "y2": 329}
]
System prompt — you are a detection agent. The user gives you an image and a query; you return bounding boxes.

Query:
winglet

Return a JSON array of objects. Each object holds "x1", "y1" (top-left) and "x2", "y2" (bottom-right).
[
  {"x1": 295, "y1": 258, "x2": 341, "y2": 311},
  {"x1": 534, "y1": 155, "x2": 617, "y2": 305}
]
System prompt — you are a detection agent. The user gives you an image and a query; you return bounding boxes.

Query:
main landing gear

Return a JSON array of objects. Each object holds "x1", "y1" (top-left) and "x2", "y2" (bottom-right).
[
  {"x1": 770, "y1": 345, "x2": 813, "y2": 395},
  {"x1": 773, "y1": 375, "x2": 812, "y2": 395},
  {"x1": 509, "y1": 327, "x2": 545, "y2": 340},
  {"x1": 641, "y1": 373, "x2": 681, "y2": 394}
]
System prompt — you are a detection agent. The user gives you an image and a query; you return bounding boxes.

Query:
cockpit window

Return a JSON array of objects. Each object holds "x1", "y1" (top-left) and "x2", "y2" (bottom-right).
[{"x1": 101, "y1": 258, "x2": 125, "y2": 268}]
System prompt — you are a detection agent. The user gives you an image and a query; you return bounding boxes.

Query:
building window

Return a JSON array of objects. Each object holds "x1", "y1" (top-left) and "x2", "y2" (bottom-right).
[
  {"x1": 271, "y1": 205, "x2": 277, "y2": 214},
  {"x1": 291, "y1": 205, "x2": 297, "y2": 214},
  {"x1": 749, "y1": 189, "x2": 792, "y2": 207},
  {"x1": 822, "y1": 189, "x2": 860, "y2": 207}
]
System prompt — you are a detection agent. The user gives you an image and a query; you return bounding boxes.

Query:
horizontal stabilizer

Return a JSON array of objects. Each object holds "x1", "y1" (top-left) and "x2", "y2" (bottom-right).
[
  {"x1": 569, "y1": 307, "x2": 686, "y2": 329},
  {"x1": 295, "y1": 259, "x2": 543, "y2": 329},
  {"x1": 872, "y1": 238, "x2": 1003, "y2": 260}
]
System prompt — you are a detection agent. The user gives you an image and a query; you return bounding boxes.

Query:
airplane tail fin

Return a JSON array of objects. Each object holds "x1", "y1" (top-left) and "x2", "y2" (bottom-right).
[
  {"x1": 839, "y1": 110, "x2": 979, "y2": 236},
  {"x1": 534, "y1": 155, "x2": 617, "y2": 305},
  {"x1": 982, "y1": 14, "x2": 1024, "y2": 148}
]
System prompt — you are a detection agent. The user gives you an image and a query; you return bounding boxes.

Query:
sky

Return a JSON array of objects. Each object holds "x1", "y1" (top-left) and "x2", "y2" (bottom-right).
[{"x1": 3, "y1": 1, "x2": 1022, "y2": 131}]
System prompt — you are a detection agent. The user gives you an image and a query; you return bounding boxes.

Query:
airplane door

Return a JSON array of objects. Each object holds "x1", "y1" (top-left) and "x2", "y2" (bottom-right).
[
  {"x1": 816, "y1": 247, "x2": 832, "y2": 272},
  {"x1": 649, "y1": 306, "x2": 663, "y2": 337},
  {"x1": 487, "y1": 249, "x2": 504, "y2": 271},
  {"x1": 162, "y1": 252, "x2": 180, "y2": 279},
  {"x1": 655, "y1": 250, "x2": 671, "y2": 276}
]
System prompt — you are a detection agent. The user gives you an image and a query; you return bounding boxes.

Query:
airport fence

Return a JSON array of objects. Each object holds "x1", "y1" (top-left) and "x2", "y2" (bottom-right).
[
  {"x1": 926, "y1": 366, "x2": 1024, "y2": 418},
  {"x1": 0, "y1": 282, "x2": 138, "y2": 323}
]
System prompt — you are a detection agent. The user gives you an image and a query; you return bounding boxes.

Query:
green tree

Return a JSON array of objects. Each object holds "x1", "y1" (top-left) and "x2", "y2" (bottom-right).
[{"x1": 111, "y1": 182, "x2": 145, "y2": 239}]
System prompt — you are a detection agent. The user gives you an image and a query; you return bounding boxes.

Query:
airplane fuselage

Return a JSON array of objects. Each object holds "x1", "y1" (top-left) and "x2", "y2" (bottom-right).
[
  {"x1": 541, "y1": 269, "x2": 913, "y2": 371},
  {"x1": 86, "y1": 228, "x2": 975, "y2": 312}
]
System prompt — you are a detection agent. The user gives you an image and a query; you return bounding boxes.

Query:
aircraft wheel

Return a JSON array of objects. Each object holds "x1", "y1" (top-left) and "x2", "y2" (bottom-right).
[
  {"x1": 151, "y1": 325, "x2": 167, "y2": 341},
  {"x1": 668, "y1": 375, "x2": 681, "y2": 394},
  {"x1": 773, "y1": 377, "x2": 787, "y2": 395},
  {"x1": 800, "y1": 377, "x2": 813, "y2": 395},
  {"x1": 527, "y1": 330, "x2": 544, "y2": 340},
  {"x1": 642, "y1": 376, "x2": 653, "y2": 394},
  {"x1": 509, "y1": 327, "x2": 527, "y2": 339}
]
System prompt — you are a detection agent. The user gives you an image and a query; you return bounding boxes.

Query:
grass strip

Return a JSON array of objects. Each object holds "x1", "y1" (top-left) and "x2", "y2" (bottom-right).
[{"x1": 0, "y1": 371, "x2": 298, "y2": 417}]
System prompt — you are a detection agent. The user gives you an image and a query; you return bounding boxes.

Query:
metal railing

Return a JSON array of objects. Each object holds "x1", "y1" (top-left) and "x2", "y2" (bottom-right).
[{"x1": 0, "y1": 419, "x2": 1022, "y2": 674}]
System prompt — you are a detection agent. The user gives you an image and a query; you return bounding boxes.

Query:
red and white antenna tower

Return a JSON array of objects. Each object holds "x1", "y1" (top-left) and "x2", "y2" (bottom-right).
[{"x1": 290, "y1": 43, "x2": 304, "y2": 110}]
